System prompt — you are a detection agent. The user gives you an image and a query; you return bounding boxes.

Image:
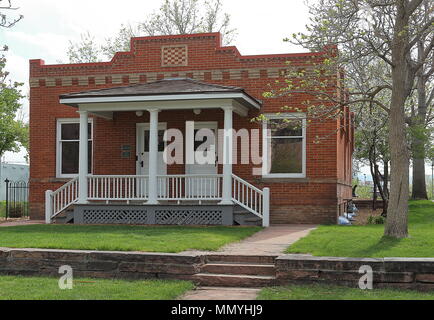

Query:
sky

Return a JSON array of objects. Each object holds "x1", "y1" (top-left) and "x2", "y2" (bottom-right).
[{"x1": 0, "y1": 0, "x2": 431, "y2": 178}]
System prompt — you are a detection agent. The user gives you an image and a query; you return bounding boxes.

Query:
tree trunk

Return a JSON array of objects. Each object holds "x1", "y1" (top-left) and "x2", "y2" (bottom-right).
[
  {"x1": 412, "y1": 157, "x2": 428, "y2": 199},
  {"x1": 411, "y1": 41, "x2": 428, "y2": 200},
  {"x1": 382, "y1": 161, "x2": 389, "y2": 217},
  {"x1": 384, "y1": 3, "x2": 410, "y2": 239}
]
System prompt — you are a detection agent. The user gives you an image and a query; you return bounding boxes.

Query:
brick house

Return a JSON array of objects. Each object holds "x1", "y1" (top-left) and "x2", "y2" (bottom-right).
[{"x1": 29, "y1": 32, "x2": 354, "y2": 226}]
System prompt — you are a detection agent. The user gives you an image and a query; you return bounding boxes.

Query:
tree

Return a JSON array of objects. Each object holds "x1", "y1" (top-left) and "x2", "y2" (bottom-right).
[
  {"x1": 354, "y1": 105, "x2": 390, "y2": 216},
  {"x1": 0, "y1": 0, "x2": 26, "y2": 159},
  {"x1": 0, "y1": 55, "x2": 26, "y2": 158},
  {"x1": 68, "y1": 0, "x2": 236, "y2": 63},
  {"x1": 280, "y1": 0, "x2": 433, "y2": 238},
  {"x1": 410, "y1": 6, "x2": 434, "y2": 199},
  {"x1": 68, "y1": 32, "x2": 102, "y2": 64},
  {"x1": 0, "y1": 0, "x2": 23, "y2": 28}
]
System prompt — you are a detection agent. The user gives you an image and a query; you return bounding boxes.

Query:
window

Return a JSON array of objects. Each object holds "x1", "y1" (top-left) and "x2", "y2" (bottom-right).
[
  {"x1": 263, "y1": 114, "x2": 306, "y2": 178},
  {"x1": 57, "y1": 119, "x2": 93, "y2": 178}
]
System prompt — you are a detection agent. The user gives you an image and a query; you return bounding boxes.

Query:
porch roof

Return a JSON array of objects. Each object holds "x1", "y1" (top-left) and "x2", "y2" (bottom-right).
[{"x1": 59, "y1": 78, "x2": 262, "y2": 110}]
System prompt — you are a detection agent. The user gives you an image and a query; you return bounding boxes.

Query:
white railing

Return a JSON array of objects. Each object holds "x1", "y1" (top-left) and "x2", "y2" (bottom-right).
[
  {"x1": 88, "y1": 175, "x2": 149, "y2": 201},
  {"x1": 45, "y1": 174, "x2": 270, "y2": 227},
  {"x1": 232, "y1": 174, "x2": 270, "y2": 227},
  {"x1": 157, "y1": 175, "x2": 223, "y2": 201},
  {"x1": 45, "y1": 177, "x2": 79, "y2": 223}
]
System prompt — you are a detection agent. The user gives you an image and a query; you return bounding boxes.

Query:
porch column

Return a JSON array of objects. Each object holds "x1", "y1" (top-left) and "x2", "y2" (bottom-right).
[
  {"x1": 220, "y1": 106, "x2": 233, "y2": 205},
  {"x1": 147, "y1": 108, "x2": 160, "y2": 204},
  {"x1": 78, "y1": 110, "x2": 88, "y2": 204}
]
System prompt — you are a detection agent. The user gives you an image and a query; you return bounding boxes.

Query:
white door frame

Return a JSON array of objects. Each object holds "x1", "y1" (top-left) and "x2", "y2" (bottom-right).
[
  {"x1": 186, "y1": 121, "x2": 218, "y2": 174},
  {"x1": 136, "y1": 122, "x2": 168, "y2": 176}
]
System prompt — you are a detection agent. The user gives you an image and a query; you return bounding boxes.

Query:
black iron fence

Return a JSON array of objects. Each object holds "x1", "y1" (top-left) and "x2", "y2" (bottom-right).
[{"x1": 4, "y1": 179, "x2": 29, "y2": 219}]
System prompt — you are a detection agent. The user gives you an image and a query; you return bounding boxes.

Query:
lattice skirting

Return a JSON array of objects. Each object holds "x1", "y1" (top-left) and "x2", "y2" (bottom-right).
[
  {"x1": 73, "y1": 205, "x2": 233, "y2": 226},
  {"x1": 83, "y1": 209, "x2": 148, "y2": 225},
  {"x1": 155, "y1": 210, "x2": 222, "y2": 225}
]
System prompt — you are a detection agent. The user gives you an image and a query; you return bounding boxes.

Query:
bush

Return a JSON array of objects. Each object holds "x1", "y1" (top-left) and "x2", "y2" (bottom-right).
[
  {"x1": 8, "y1": 207, "x2": 25, "y2": 218},
  {"x1": 367, "y1": 215, "x2": 386, "y2": 225}
]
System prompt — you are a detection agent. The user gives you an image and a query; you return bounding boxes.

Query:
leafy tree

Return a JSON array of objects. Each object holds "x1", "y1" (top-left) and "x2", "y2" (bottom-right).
[
  {"x1": 68, "y1": 32, "x2": 102, "y2": 64},
  {"x1": 0, "y1": 0, "x2": 26, "y2": 159},
  {"x1": 410, "y1": 14, "x2": 434, "y2": 199},
  {"x1": 68, "y1": 0, "x2": 236, "y2": 63},
  {"x1": 0, "y1": 55, "x2": 26, "y2": 158},
  {"x1": 354, "y1": 105, "x2": 390, "y2": 216},
  {"x1": 0, "y1": 0, "x2": 23, "y2": 28},
  {"x1": 267, "y1": 0, "x2": 433, "y2": 238}
]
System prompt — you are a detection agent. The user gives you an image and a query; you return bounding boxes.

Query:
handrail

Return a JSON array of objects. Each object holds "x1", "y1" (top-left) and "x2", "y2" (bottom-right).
[
  {"x1": 157, "y1": 174, "x2": 223, "y2": 201},
  {"x1": 232, "y1": 174, "x2": 270, "y2": 227},
  {"x1": 45, "y1": 177, "x2": 79, "y2": 223},
  {"x1": 88, "y1": 175, "x2": 149, "y2": 201},
  {"x1": 45, "y1": 174, "x2": 270, "y2": 227}
]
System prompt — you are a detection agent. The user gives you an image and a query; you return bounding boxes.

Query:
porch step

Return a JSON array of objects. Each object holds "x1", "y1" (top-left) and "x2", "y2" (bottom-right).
[
  {"x1": 53, "y1": 208, "x2": 75, "y2": 224},
  {"x1": 192, "y1": 273, "x2": 276, "y2": 287},
  {"x1": 201, "y1": 263, "x2": 275, "y2": 276},
  {"x1": 233, "y1": 209, "x2": 262, "y2": 226},
  {"x1": 206, "y1": 255, "x2": 277, "y2": 264}
]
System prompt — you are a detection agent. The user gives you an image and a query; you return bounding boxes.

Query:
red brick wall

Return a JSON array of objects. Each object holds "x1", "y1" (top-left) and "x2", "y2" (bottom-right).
[{"x1": 29, "y1": 33, "x2": 353, "y2": 224}]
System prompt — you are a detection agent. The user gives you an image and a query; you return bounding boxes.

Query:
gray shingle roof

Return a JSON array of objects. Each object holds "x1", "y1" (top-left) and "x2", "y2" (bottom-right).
[{"x1": 60, "y1": 78, "x2": 261, "y2": 105}]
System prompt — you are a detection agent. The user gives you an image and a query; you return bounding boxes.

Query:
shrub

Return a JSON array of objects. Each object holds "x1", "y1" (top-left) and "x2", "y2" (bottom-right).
[{"x1": 367, "y1": 215, "x2": 386, "y2": 225}]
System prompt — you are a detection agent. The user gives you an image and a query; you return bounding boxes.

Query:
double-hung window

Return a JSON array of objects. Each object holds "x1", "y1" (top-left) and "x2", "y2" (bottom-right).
[
  {"x1": 56, "y1": 119, "x2": 93, "y2": 178},
  {"x1": 263, "y1": 114, "x2": 306, "y2": 178}
]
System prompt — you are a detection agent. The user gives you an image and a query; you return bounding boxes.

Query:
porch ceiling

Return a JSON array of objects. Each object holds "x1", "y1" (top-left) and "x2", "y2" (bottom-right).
[{"x1": 59, "y1": 78, "x2": 262, "y2": 118}]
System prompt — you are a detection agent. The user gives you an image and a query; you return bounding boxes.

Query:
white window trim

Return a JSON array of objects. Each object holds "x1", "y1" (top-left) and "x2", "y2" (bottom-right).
[
  {"x1": 262, "y1": 113, "x2": 307, "y2": 179},
  {"x1": 56, "y1": 118, "x2": 94, "y2": 179}
]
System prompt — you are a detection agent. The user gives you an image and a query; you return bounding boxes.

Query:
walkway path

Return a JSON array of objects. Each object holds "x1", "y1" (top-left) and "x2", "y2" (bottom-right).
[
  {"x1": 217, "y1": 224, "x2": 317, "y2": 256},
  {"x1": 181, "y1": 287, "x2": 261, "y2": 300},
  {"x1": 181, "y1": 224, "x2": 317, "y2": 300},
  {"x1": 183, "y1": 224, "x2": 317, "y2": 257}
]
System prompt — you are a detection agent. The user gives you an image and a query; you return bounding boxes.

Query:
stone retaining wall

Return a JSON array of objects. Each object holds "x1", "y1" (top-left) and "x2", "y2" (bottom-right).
[
  {"x1": 2, "y1": 248, "x2": 434, "y2": 291},
  {"x1": 0, "y1": 248, "x2": 204, "y2": 280},
  {"x1": 276, "y1": 255, "x2": 434, "y2": 291}
]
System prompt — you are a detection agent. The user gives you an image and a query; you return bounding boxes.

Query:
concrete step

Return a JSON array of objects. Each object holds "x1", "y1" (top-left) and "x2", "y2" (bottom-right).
[
  {"x1": 206, "y1": 255, "x2": 277, "y2": 264},
  {"x1": 201, "y1": 263, "x2": 276, "y2": 276},
  {"x1": 192, "y1": 273, "x2": 276, "y2": 287}
]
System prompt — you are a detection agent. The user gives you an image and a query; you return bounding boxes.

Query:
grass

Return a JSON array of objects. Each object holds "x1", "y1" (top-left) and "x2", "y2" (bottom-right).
[
  {"x1": 258, "y1": 284, "x2": 434, "y2": 300},
  {"x1": 287, "y1": 200, "x2": 434, "y2": 258},
  {"x1": 0, "y1": 201, "x2": 5, "y2": 218},
  {"x1": 0, "y1": 225, "x2": 261, "y2": 253},
  {"x1": 0, "y1": 275, "x2": 194, "y2": 300}
]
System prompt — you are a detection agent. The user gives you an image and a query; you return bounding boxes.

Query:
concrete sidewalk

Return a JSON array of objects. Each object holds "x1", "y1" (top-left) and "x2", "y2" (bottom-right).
[
  {"x1": 217, "y1": 225, "x2": 317, "y2": 256},
  {"x1": 180, "y1": 287, "x2": 261, "y2": 300}
]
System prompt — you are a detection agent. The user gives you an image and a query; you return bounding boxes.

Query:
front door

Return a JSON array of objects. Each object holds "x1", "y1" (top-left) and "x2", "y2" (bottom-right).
[
  {"x1": 186, "y1": 122, "x2": 219, "y2": 198},
  {"x1": 137, "y1": 123, "x2": 167, "y2": 197}
]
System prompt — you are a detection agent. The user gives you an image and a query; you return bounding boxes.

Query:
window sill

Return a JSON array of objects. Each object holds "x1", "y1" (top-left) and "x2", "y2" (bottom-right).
[
  {"x1": 260, "y1": 175, "x2": 308, "y2": 183},
  {"x1": 262, "y1": 175, "x2": 306, "y2": 179}
]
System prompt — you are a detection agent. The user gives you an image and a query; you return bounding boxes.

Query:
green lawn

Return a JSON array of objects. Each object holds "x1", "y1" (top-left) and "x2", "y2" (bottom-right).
[
  {"x1": 0, "y1": 275, "x2": 193, "y2": 300},
  {"x1": 287, "y1": 200, "x2": 434, "y2": 258},
  {"x1": 258, "y1": 284, "x2": 434, "y2": 300},
  {"x1": 0, "y1": 201, "x2": 5, "y2": 218},
  {"x1": 0, "y1": 225, "x2": 261, "y2": 253}
]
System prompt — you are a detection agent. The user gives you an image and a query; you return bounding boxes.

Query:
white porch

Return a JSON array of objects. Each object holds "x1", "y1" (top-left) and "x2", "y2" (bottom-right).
[{"x1": 46, "y1": 79, "x2": 270, "y2": 226}]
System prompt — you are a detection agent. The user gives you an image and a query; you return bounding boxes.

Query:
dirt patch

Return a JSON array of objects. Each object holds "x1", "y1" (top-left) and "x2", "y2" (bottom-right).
[
  {"x1": 0, "y1": 218, "x2": 30, "y2": 225},
  {"x1": 353, "y1": 208, "x2": 383, "y2": 225}
]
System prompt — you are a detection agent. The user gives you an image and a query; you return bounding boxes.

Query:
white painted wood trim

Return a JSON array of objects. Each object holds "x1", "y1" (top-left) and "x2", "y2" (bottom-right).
[
  {"x1": 60, "y1": 92, "x2": 261, "y2": 109},
  {"x1": 56, "y1": 118, "x2": 94, "y2": 179},
  {"x1": 262, "y1": 113, "x2": 307, "y2": 179}
]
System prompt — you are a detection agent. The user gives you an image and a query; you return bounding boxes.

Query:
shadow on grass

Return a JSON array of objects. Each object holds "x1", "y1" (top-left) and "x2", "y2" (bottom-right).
[{"x1": 353, "y1": 236, "x2": 403, "y2": 257}]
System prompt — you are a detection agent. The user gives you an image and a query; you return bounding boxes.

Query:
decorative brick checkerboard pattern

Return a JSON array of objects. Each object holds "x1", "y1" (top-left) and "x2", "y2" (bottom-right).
[{"x1": 161, "y1": 45, "x2": 188, "y2": 67}]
